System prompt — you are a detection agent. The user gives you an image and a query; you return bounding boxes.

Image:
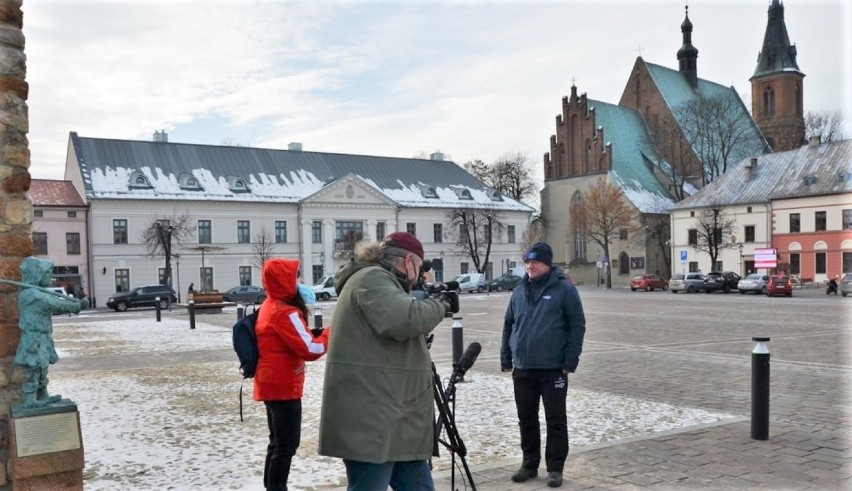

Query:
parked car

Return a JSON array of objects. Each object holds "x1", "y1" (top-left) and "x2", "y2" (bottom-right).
[
  {"x1": 488, "y1": 273, "x2": 522, "y2": 292},
  {"x1": 452, "y1": 273, "x2": 487, "y2": 293},
  {"x1": 107, "y1": 285, "x2": 177, "y2": 311},
  {"x1": 703, "y1": 271, "x2": 741, "y2": 293},
  {"x1": 310, "y1": 276, "x2": 337, "y2": 301},
  {"x1": 738, "y1": 273, "x2": 769, "y2": 294},
  {"x1": 630, "y1": 274, "x2": 668, "y2": 291},
  {"x1": 841, "y1": 274, "x2": 852, "y2": 297},
  {"x1": 669, "y1": 273, "x2": 705, "y2": 293},
  {"x1": 765, "y1": 275, "x2": 793, "y2": 297},
  {"x1": 222, "y1": 285, "x2": 266, "y2": 304}
]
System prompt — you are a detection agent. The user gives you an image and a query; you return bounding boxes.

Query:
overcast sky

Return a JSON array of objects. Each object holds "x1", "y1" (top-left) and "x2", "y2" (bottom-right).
[{"x1": 23, "y1": 0, "x2": 851, "y2": 182}]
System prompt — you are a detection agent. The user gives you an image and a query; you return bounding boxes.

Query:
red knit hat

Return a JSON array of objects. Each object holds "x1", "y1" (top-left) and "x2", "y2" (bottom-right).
[{"x1": 383, "y1": 232, "x2": 424, "y2": 259}]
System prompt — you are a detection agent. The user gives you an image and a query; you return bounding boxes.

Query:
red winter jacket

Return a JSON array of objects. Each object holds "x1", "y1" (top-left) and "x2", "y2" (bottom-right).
[{"x1": 253, "y1": 258, "x2": 330, "y2": 401}]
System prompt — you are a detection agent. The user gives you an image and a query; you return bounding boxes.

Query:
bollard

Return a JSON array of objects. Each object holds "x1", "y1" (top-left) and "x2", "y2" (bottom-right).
[
  {"x1": 155, "y1": 296, "x2": 161, "y2": 322},
  {"x1": 314, "y1": 306, "x2": 323, "y2": 329},
  {"x1": 751, "y1": 336, "x2": 770, "y2": 440},
  {"x1": 237, "y1": 304, "x2": 245, "y2": 320},
  {"x1": 189, "y1": 300, "x2": 196, "y2": 330},
  {"x1": 452, "y1": 316, "x2": 463, "y2": 366}
]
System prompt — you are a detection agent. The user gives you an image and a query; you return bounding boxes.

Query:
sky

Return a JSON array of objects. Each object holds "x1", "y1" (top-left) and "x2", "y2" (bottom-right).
[
  {"x1": 49, "y1": 300, "x2": 737, "y2": 489},
  {"x1": 22, "y1": 0, "x2": 852, "y2": 183}
]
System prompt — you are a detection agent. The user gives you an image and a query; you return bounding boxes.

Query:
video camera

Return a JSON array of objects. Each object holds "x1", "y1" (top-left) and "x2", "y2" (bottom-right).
[{"x1": 413, "y1": 259, "x2": 460, "y2": 315}]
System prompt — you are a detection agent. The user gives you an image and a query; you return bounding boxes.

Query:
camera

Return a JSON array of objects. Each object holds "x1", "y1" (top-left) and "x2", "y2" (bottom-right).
[{"x1": 412, "y1": 259, "x2": 460, "y2": 315}]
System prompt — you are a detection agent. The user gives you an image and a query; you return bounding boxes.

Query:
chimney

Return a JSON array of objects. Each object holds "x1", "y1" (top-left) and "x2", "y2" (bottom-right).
[
  {"x1": 153, "y1": 130, "x2": 168, "y2": 143},
  {"x1": 808, "y1": 136, "x2": 821, "y2": 147},
  {"x1": 744, "y1": 157, "x2": 757, "y2": 182},
  {"x1": 430, "y1": 151, "x2": 444, "y2": 161},
  {"x1": 288, "y1": 142, "x2": 303, "y2": 151}
]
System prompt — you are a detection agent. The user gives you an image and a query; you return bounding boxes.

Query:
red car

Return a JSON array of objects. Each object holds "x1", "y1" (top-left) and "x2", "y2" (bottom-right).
[
  {"x1": 630, "y1": 274, "x2": 668, "y2": 291},
  {"x1": 765, "y1": 275, "x2": 793, "y2": 297}
]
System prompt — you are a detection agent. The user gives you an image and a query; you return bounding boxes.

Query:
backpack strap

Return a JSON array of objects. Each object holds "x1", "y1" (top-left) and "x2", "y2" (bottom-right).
[{"x1": 239, "y1": 378, "x2": 245, "y2": 422}]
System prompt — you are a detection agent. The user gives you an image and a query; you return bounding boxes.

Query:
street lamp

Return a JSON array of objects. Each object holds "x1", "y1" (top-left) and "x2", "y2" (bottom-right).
[
  {"x1": 738, "y1": 243, "x2": 744, "y2": 275},
  {"x1": 319, "y1": 251, "x2": 325, "y2": 275}
]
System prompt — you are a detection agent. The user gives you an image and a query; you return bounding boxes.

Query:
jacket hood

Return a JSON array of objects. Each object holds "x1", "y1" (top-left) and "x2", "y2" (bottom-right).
[
  {"x1": 334, "y1": 259, "x2": 384, "y2": 294},
  {"x1": 262, "y1": 258, "x2": 300, "y2": 301}
]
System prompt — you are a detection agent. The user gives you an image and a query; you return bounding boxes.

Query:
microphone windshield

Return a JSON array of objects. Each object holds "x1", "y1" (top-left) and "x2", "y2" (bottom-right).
[
  {"x1": 458, "y1": 342, "x2": 481, "y2": 373},
  {"x1": 443, "y1": 280, "x2": 460, "y2": 291}
]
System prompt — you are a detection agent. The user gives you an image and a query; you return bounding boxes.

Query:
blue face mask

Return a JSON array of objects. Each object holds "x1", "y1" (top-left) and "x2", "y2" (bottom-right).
[{"x1": 297, "y1": 283, "x2": 316, "y2": 305}]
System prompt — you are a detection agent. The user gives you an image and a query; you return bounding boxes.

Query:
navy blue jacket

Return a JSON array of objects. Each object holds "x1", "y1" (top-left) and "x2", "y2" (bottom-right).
[{"x1": 500, "y1": 267, "x2": 586, "y2": 372}]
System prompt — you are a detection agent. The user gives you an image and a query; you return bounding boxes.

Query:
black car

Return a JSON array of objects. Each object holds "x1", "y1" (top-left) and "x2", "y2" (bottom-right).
[
  {"x1": 703, "y1": 271, "x2": 741, "y2": 293},
  {"x1": 222, "y1": 285, "x2": 267, "y2": 304},
  {"x1": 107, "y1": 285, "x2": 177, "y2": 311},
  {"x1": 488, "y1": 273, "x2": 522, "y2": 292}
]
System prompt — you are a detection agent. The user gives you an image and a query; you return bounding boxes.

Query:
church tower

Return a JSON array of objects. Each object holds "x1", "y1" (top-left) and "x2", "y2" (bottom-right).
[
  {"x1": 677, "y1": 6, "x2": 699, "y2": 88},
  {"x1": 750, "y1": 0, "x2": 805, "y2": 151}
]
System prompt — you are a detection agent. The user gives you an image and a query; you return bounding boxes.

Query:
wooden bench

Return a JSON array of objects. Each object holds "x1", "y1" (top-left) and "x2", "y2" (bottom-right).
[{"x1": 175, "y1": 291, "x2": 235, "y2": 314}]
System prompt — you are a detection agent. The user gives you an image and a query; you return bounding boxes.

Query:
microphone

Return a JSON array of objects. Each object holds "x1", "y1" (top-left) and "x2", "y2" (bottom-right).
[
  {"x1": 443, "y1": 280, "x2": 460, "y2": 291},
  {"x1": 455, "y1": 342, "x2": 481, "y2": 376}
]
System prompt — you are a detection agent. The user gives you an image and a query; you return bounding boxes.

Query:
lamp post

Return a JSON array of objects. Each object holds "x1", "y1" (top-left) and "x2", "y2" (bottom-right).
[
  {"x1": 738, "y1": 243, "x2": 744, "y2": 276},
  {"x1": 319, "y1": 251, "x2": 325, "y2": 276}
]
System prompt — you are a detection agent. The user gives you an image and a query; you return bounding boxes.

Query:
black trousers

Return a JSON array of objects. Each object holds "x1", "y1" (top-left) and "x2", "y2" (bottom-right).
[
  {"x1": 264, "y1": 399, "x2": 302, "y2": 491},
  {"x1": 512, "y1": 369, "x2": 569, "y2": 473}
]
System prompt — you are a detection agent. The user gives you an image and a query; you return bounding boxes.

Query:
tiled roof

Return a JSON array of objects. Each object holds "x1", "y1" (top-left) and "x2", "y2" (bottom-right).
[
  {"x1": 672, "y1": 139, "x2": 852, "y2": 210},
  {"x1": 29, "y1": 179, "x2": 86, "y2": 207}
]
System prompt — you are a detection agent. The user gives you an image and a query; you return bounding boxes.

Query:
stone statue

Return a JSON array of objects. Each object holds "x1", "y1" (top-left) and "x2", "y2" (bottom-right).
[{"x1": 13, "y1": 257, "x2": 85, "y2": 408}]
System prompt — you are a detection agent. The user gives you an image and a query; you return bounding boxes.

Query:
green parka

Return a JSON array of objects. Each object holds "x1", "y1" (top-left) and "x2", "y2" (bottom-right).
[{"x1": 318, "y1": 260, "x2": 446, "y2": 463}]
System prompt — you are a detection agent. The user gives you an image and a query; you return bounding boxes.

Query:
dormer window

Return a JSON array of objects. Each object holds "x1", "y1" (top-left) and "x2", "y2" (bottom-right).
[
  {"x1": 227, "y1": 175, "x2": 250, "y2": 193},
  {"x1": 803, "y1": 175, "x2": 817, "y2": 186},
  {"x1": 179, "y1": 172, "x2": 203, "y2": 191},
  {"x1": 486, "y1": 189, "x2": 503, "y2": 201},
  {"x1": 419, "y1": 185, "x2": 438, "y2": 199},
  {"x1": 452, "y1": 187, "x2": 473, "y2": 200},
  {"x1": 128, "y1": 172, "x2": 153, "y2": 189}
]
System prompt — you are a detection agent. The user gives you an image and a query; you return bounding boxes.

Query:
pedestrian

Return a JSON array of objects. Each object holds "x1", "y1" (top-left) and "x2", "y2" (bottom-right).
[
  {"x1": 254, "y1": 258, "x2": 330, "y2": 491},
  {"x1": 500, "y1": 242, "x2": 586, "y2": 488},
  {"x1": 318, "y1": 231, "x2": 450, "y2": 490}
]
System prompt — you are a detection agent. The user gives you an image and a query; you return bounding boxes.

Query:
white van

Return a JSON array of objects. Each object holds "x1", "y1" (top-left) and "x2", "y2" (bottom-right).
[
  {"x1": 452, "y1": 273, "x2": 487, "y2": 294},
  {"x1": 310, "y1": 276, "x2": 337, "y2": 301}
]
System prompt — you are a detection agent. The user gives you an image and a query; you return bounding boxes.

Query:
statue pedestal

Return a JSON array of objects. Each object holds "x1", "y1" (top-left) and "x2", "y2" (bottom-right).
[{"x1": 8, "y1": 399, "x2": 84, "y2": 491}]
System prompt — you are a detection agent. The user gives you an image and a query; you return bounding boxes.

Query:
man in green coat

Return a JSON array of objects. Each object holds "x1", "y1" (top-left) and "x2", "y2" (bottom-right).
[{"x1": 319, "y1": 232, "x2": 448, "y2": 490}]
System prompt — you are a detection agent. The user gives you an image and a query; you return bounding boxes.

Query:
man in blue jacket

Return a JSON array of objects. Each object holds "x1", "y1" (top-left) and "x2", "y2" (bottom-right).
[{"x1": 500, "y1": 242, "x2": 586, "y2": 488}]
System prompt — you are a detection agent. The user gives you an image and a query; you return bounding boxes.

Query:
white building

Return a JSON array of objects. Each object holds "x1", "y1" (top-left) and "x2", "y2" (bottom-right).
[{"x1": 63, "y1": 132, "x2": 535, "y2": 306}]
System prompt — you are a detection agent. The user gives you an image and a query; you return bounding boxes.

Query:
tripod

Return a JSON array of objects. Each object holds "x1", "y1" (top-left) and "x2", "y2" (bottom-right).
[{"x1": 432, "y1": 362, "x2": 476, "y2": 491}]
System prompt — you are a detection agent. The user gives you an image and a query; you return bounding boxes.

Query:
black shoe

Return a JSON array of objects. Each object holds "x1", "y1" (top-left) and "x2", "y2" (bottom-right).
[
  {"x1": 547, "y1": 471, "x2": 563, "y2": 487},
  {"x1": 511, "y1": 467, "x2": 538, "y2": 482}
]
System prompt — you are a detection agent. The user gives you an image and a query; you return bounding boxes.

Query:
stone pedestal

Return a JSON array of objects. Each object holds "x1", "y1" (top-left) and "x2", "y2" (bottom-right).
[{"x1": 8, "y1": 399, "x2": 84, "y2": 491}]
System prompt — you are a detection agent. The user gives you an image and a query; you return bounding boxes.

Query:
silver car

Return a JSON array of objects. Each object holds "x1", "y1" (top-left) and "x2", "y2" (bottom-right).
[
  {"x1": 841, "y1": 274, "x2": 852, "y2": 297},
  {"x1": 738, "y1": 273, "x2": 769, "y2": 294},
  {"x1": 669, "y1": 273, "x2": 705, "y2": 293}
]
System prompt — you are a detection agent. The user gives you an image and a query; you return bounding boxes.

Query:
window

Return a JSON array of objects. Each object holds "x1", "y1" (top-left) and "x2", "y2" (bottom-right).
[
  {"x1": 406, "y1": 222, "x2": 416, "y2": 236},
  {"x1": 34, "y1": 210, "x2": 43, "y2": 218},
  {"x1": 237, "y1": 220, "x2": 250, "y2": 244},
  {"x1": 312, "y1": 221, "x2": 322, "y2": 244},
  {"x1": 619, "y1": 228, "x2": 628, "y2": 240},
  {"x1": 789, "y1": 213, "x2": 800, "y2": 233},
  {"x1": 844, "y1": 210, "x2": 852, "y2": 230},
  {"x1": 312, "y1": 265, "x2": 323, "y2": 285},
  {"x1": 433, "y1": 223, "x2": 443, "y2": 243},
  {"x1": 115, "y1": 269, "x2": 130, "y2": 293},
  {"x1": 790, "y1": 253, "x2": 800, "y2": 275},
  {"x1": 713, "y1": 228, "x2": 723, "y2": 245},
  {"x1": 158, "y1": 268, "x2": 172, "y2": 287},
  {"x1": 66, "y1": 232, "x2": 81, "y2": 254},
  {"x1": 762, "y1": 86, "x2": 775, "y2": 117},
  {"x1": 33, "y1": 232, "x2": 47, "y2": 255},
  {"x1": 747, "y1": 206, "x2": 752, "y2": 213},
  {"x1": 815, "y1": 211, "x2": 827, "y2": 232},
  {"x1": 335, "y1": 221, "x2": 363, "y2": 250},
  {"x1": 239, "y1": 266, "x2": 252, "y2": 286},
  {"x1": 67, "y1": 211, "x2": 77, "y2": 218},
  {"x1": 714, "y1": 261, "x2": 723, "y2": 272},
  {"x1": 113, "y1": 219, "x2": 128, "y2": 244},
  {"x1": 376, "y1": 222, "x2": 386, "y2": 240},
  {"x1": 198, "y1": 220, "x2": 211, "y2": 244},
  {"x1": 815, "y1": 252, "x2": 826, "y2": 275},
  {"x1": 275, "y1": 221, "x2": 287, "y2": 243},
  {"x1": 687, "y1": 229, "x2": 697, "y2": 246},
  {"x1": 843, "y1": 252, "x2": 852, "y2": 274},
  {"x1": 200, "y1": 267, "x2": 214, "y2": 291},
  {"x1": 460, "y1": 262, "x2": 469, "y2": 274},
  {"x1": 688, "y1": 261, "x2": 699, "y2": 273},
  {"x1": 508, "y1": 225, "x2": 516, "y2": 244},
  {"x1": 744, "y1": 225, "x2": 755, "y2": 243}
]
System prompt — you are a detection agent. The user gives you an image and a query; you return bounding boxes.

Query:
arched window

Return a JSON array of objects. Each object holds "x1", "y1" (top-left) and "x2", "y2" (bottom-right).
[
  {"x1": 619, "y1": 251, "x2": 630, "y2": 276},
  {"x1": 571, "y1": 191, "x2": 587, "y2": 261},
  {"x1": 762, "y1": 86, "x2": 775, "y2": 117}
]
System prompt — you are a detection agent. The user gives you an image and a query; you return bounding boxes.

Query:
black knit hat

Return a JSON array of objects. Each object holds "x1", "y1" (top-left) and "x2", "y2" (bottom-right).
[{"x1": 522, "y1": 242, "x2": 553, "y2": 266}]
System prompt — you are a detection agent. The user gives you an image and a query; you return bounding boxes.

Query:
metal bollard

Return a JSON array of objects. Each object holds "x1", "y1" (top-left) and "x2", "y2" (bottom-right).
[
  {"x1": 452, "y1": 316, "x2": 463, "y2": 366},
  {"x1": 314, "y1": 306, "x2": 323, "y2": 329},
  {"x1": 751, "y1": 336, "x2": 770, "y2": 440},
  {"x1": 237, "y1": 304, "x2": 245, "y2": 320},
  {"x1": 155, "y1": 296, "x2": 161, "y2": 322},
  {"x1": 189, "y1": 300, "x2": 196, "y2": 330}
]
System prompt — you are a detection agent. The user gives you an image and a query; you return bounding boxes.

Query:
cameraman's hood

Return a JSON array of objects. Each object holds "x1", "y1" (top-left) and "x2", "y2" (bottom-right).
[{"x1": 262, "y1": 258, "x2": 299, "y2": 302}]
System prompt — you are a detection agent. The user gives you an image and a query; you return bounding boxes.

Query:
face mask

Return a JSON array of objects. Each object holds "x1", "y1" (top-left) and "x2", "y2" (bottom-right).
[{"x1": 297, "y1": 283, "x2": 316, "y2": 305}]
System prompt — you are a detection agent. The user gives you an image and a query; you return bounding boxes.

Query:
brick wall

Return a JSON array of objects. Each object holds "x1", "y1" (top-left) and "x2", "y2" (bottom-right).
[{"x1": 0, "y1": 0, "x2": 31, "y2": 488}]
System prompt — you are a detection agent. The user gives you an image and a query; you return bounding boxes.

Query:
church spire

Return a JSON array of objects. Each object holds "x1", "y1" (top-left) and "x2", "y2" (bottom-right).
[
  {"x1": 751, "y1": 0, "x2": 802, "y2": 79},
  {"x1": 677, "y1": 5, "x2": 699, "y2": 88}
]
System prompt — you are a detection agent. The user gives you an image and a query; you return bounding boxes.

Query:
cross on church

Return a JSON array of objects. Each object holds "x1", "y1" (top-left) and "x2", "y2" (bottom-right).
[{"x1": 637, "y1": 45, "x2": 643, "y2": 56}]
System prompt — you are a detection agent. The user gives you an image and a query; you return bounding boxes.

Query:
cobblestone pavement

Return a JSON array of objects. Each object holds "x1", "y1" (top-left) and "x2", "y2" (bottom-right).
[{"x1": 59, "y1": 285, "x2": 850, "y2": 490}]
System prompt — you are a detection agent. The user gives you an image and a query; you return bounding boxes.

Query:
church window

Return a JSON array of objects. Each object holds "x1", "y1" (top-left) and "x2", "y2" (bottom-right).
[{"x1": 762, "y1": 86, "x2": 775, "y2": 117}]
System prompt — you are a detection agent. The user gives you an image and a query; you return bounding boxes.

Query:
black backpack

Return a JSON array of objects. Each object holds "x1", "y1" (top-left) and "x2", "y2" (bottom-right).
[{"x1": 232, "y1": 307, "x2": 260, "y2": 421}]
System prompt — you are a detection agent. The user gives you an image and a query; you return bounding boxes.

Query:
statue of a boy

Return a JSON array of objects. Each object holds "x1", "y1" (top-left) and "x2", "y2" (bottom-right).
[{"x1": 15, "y1": 257, "x2": 85, "y2": 408}]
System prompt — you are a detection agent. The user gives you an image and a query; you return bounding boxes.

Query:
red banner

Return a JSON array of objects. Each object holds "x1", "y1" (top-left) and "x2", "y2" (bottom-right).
[{"x1": 754, "y1": 248, "x2": 777, "y2": 269}]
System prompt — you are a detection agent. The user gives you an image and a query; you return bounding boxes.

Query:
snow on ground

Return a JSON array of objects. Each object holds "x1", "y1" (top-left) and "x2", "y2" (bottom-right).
[{"x1": 49, "y1": 318, "x2": 738, "y2": 490}]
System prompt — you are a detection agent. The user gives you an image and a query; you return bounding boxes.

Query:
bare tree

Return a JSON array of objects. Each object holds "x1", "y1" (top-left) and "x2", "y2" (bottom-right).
[
  {"x1": 647, "y1": 117, "x2": 700, "y2": 201},
  {"x1": 570, "y1": 178, "x2": 639, "y2": 288},
  {"x1": 445, "y1": 208, "x2": 504, "y2": 274},
  {"x1": 805, "y1": 110, "x2": 845, "y2": 143},
  {"x1": 675, "y1": 94, "x2": 767, "y2": 184},
  {"x1": 252, "y1": 226, "x2": 276, "y2": 270},
  {"x1": 140, "y1": 213, "x2": 196, "y2": 287},
  {"x1": 489, "y1": 152, "x2": 538, "y2": 203},
  {"x1": 462, "y1": 159, "x2": 489, "y2": 181},
  {"x1": 520, "y1": 213, "x2": 546, "y2": 253},
  {"x1": 693, "y1": 205, "x2": 736, "y2": 271}
]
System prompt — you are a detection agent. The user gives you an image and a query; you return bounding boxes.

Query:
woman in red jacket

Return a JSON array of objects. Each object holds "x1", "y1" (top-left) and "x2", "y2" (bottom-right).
[{"x1": 254, "y1": 258, "x2": 330, "y2": 490}]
